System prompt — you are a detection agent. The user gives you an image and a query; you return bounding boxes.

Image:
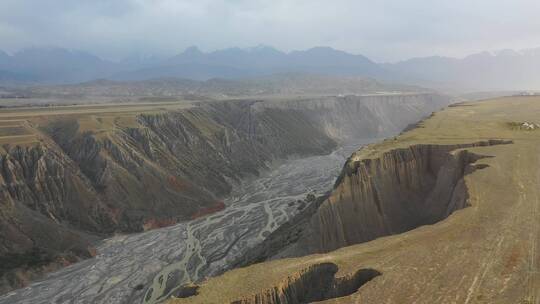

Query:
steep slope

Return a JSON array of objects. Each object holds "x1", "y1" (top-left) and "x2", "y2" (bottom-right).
[
  {"x1": 169, "y1": 96, "x2": 540, "y2": 304},
  {"x1": 304, "y1": 140, "x2": 509, "y2": 253},
  {"x1": 0, "y1": 93, "x2": 449, "y2": 293}
]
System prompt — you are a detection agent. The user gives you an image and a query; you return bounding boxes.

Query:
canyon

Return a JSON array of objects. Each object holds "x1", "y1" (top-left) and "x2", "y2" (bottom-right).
[
  {"x1": 0, "y1": 93, "x2": 449, "y2": 303},
  {"x1": 3, "y1": 2, "x2": 540, "y2": 304},
  {"x1": 168, "y1": 96, "x2": 540, "y2": 304}
]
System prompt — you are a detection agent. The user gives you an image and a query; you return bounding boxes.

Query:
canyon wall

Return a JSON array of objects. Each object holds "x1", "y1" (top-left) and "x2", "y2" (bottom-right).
[
  {"x1": 302, "y1": 140, "x2": 510, "y2": 254},
  {"x1": 252, "y1": 93, "x2": 449, "y2": 140},
  {"x1": 0, "y1": 93, "x2": 449, "y2": 292},
  {"x1": 238, "y1": 139, "x2": 512, "y2": 266}
]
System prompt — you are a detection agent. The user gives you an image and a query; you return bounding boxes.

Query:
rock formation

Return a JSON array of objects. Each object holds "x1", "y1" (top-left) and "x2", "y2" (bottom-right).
[{"x1": 304, "y1": 140, "x2": 510, "y2": 253}]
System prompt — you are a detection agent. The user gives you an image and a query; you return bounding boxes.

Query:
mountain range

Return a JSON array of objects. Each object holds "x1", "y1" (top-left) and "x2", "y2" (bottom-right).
[
  {"x1": 385, "y1": 49, "x2": 540, "y2": 91},
  {"x1": 1, "y1": 46, "x2": 540, "y2": 91}
]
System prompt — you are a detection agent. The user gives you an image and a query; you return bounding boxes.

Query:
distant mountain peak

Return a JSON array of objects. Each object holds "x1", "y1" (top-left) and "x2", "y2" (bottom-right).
[
  {"x1": 495, "y1": 49, "x2": 521, "y2": 57},
  {"x1": 183, "y1": 46, "x2": 203, "y2": 55},
  {"x1": 301, "y1": 46, "x2": 353, "y2": 55},
  {"x1": 306, "y1": 46, "x2": 338, "y2": 52}
]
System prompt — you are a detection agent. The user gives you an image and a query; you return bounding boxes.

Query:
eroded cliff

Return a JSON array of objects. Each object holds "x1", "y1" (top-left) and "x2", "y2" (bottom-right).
[
  {"x1": 304, "y1": 140, "x2": 511, "y2": 253},
  {"x1": 0, "y1": 93, "x2": 449, "y2": 293}
]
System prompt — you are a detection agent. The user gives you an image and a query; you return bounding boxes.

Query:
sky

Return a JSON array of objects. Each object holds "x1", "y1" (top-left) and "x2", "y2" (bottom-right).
[{"x1": 1, "y1": 0, "x2": 540, "y2": 62}]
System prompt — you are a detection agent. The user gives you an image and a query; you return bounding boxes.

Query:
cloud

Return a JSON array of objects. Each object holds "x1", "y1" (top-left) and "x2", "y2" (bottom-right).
[{"x1": 1, "y1": 0, "x2": 540, "y2": 62}]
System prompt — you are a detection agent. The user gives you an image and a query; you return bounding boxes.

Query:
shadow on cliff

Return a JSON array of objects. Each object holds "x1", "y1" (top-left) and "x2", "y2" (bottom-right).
[{"x1": 173, "y1": 263, "x2": 381, "y2": 304}]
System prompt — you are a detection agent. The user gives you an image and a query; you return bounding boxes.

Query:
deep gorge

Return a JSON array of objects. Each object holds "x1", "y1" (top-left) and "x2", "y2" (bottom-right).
[{"x1": 0, "y1": 93, "x2": 450, "y2": 300}]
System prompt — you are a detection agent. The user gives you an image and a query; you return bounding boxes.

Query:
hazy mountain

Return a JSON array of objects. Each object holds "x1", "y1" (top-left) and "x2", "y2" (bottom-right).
[
  {"x1": 116, "y1": 46, "x2": 387, "y2": 81},
  {"x1": 119, "y1": 52, "x2": 164, "y2": 69},
  {"x1": 0, "y1": 51, "x2": 9, "y2": 65},
  {"x1": 0, "y1": 46, "x2": 389, "y2": 84},
  {"x1": 2, "y1": 46, "x2": 540, "y2": 91},
  {"x1": 168, "y1": 45, "x2": 286, "y2": 68},
  {"x1": 112, "y1": 63, "x2": 256, "y2": 81},
  {"x1": 287, "y1": 47, "x2": 383, "y2": 74},
  {"x1": 385, "y1": 49, "x2": 540, "y2": 91},
  {"x1": 0, "y1": 47, "x2": 119, "y2": 84}
]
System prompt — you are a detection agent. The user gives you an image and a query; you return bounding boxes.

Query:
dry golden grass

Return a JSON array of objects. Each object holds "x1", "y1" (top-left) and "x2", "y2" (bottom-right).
[{"x1": 0, "y1": 101, "x2": 194, "y2": 149}]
